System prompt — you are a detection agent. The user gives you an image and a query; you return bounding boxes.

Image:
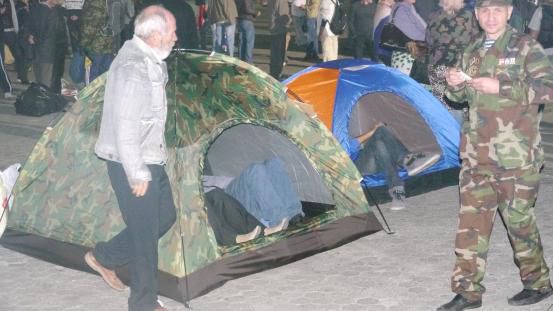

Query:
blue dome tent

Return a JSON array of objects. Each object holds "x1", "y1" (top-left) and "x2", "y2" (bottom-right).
[{"x1": 284, "y1": 59, "x2": 461, "y2": 187}]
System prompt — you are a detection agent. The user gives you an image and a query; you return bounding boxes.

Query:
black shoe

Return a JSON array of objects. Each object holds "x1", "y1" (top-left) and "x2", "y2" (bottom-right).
[
  {"x1": 508, "y1": 287, "x2": 553, "y2": 306},
  {"x1": 437, "y1": 294, "x2": 482, "y2": 311}
]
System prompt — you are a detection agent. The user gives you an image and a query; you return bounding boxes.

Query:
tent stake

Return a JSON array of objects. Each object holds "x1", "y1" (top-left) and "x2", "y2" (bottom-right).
[{"x1": 363, "y1": 187, "x2": 395, "y2": 234}]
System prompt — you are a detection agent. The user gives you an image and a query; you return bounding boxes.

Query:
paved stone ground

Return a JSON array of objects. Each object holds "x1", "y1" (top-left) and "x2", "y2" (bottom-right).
[{"x1": 2, "y1": 182, "x2": 553, "y2": 311}]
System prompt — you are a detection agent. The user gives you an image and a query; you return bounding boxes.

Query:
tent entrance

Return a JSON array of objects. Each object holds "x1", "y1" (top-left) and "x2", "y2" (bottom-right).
[
  {"x1": 348, "y1": 92, "x2": 441, "y2": 155},
  {"x1": 202, "y1": 124, "x2": 335, "y2": 247}
]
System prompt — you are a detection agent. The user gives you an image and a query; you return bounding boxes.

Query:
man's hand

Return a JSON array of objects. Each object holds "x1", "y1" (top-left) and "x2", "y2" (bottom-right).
[
  {"x1": 70, "y1": 15, "x2": 79, "y2": 21},
  {"x1": 445, "y1": 68, "x2": 466, "y2": 87},
  {"x1": 132, "y1": 181, "x2": 149, "y2": 197},
  {"x1": 28, "y1": 35, "x2": 35, "y2": 45},
  {"x1": 356, "y1": 121, "x2": 384, "y2": 145},
  {"x1": 466, "y1": 77, "x2": 500, "y2": 95}
]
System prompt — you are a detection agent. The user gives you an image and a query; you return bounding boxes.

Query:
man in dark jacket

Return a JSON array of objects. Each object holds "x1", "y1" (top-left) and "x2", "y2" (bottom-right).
[
  {"x1": 269, "y1": 0, "x2": 290, "y2": 79},
  {"x1": 236, "y1": 0, "x2": 259, "y2": 63},
  {"x1": 349, "y1": 0, "x2": 376, "y2": 59},
  {"x1": 28, "y1": 0, "x2": 67, "y2": 93}
]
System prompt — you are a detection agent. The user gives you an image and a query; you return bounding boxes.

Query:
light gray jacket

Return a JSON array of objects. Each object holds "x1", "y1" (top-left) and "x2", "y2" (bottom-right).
[{"x1": 95, "y1": 36, "x2": 168, "y2": 186}]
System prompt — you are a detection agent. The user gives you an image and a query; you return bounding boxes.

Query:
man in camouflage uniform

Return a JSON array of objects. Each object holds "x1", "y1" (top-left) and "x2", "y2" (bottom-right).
[{"x1": 437, "y1": 0, "x2": 553, "y2": 310}]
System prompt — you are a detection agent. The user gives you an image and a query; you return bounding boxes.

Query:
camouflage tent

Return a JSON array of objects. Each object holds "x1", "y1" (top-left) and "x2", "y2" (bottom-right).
[{"x1": 1, "y1": 52, "x2": 382, "y2": 302}]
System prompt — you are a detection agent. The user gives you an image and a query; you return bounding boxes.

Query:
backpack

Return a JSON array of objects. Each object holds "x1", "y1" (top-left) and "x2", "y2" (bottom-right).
[
  {"x1": 329, "y1": 0, "x2": 347, "y2": 35},
  {"x1": 14, "y1": 83, "x2": 68, "y2": 117}
]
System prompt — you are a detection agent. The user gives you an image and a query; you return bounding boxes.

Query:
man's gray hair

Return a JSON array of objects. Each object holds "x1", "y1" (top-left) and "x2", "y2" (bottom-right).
[{"x1": 134, "y1": 6, "x2": 169, "y2": 39}]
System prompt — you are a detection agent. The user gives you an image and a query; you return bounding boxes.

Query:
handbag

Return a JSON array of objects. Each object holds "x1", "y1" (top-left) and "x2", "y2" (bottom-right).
[{"x1": 379, "y1": 7, "x2": 410, "y2": 51}]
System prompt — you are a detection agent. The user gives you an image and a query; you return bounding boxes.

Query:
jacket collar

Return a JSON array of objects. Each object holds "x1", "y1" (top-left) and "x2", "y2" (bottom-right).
[{"x1": 132, "y1": 35, "x2": 164, "y2": 64}]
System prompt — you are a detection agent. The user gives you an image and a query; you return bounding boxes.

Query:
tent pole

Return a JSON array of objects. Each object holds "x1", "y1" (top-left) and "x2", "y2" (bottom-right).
[
  {"x1": 179, "y1": 229, "x2": 193, "y2": 309},
  {"x1": 362, "y1": 187, "x2": 395, "y2": 234}
]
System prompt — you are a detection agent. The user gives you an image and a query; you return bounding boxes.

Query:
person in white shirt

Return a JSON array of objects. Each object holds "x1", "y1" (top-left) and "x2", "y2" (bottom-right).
[{"x1": 318, "y1": 0, "x2": 338, "y2": 61}]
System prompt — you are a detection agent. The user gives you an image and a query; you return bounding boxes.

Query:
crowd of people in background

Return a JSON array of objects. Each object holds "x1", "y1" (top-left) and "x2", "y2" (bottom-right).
[{"x1": 0, "y1": 0, "x2": 551, "y2": 98}]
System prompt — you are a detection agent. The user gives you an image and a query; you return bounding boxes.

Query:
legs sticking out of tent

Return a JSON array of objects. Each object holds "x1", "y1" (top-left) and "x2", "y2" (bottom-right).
[{"x1": 362, "y1": 187, "x2": 395, "y2": 234}]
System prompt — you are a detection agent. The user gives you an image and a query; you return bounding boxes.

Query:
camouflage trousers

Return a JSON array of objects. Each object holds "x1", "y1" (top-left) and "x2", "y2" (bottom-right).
[{"x1": 451, "y1": 165, "x2": 550, "y2": 301}]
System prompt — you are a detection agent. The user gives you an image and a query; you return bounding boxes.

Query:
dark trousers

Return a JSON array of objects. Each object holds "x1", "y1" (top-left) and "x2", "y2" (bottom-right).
[
  {"x1": 270, "y1": 32, "x2": 287, "y2": 79},
  {"x1": 205, "y1": 188, "x2": 263, "y2": 246},
  {"x1": 238, "y1": 19, "x2": 255, "y2": 64},
  {"x1": 0, "y1": 50, "x2": 12, "y2": 93},
  {"x1": 2, "y1": 31, "x2": 29, "y2": 83},
  {"x1": 94, "y1": 161, "x2": 177, "y2": 311},
  {"x1": 353, "y1": 33, "x2": 375, "y2": 60},
  {"x1": 33, "y1": 52, "x2": 65, "y2": 94},
  {"x1": 354, "y1": 126, "x2": 408, "y2": 188},
  {"x1": 65, "y1": 10, "x2": 82, "y2": 52}
]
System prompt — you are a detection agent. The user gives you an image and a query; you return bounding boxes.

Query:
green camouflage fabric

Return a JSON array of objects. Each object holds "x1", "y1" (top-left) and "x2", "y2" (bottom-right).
[
  {"x1": 446, "y1": 26, "x2": 553, "y2": 170},
  {"x1": 446, "y1": 27, "x2": 553, "y2": 300},
  {"x1": 426, "y1": 8, "x2": 479, "y2": 67},
  {"x1": 452, "y1": 166, "x2": 550, "y2": 301},
  {"x1": 80, "y1": 0, "x2": 114, "y2": 55},
  {"x1": 426, "y1": 9, "x2": 478, "y2": 104},
  {"x1": 7, "y1": 52, "x2": 372, "y2": 278}
]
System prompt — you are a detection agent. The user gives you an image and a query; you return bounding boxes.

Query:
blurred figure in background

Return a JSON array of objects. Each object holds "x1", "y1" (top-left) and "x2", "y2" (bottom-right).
[
  {"x1": 373, "y1": 0, "x2": 394, "y2": 65},
  {"x1": 269, "y1": 0, "x2": 290, "y2": 78},
  {"x1": 62, "y1": 0, "x2": 84, "y2": 53},
  {"x1": 389, "y1": 0, "x2": 426, "y2": 78},
  {"x1": 1, "y1": 0, "x2": 21, "y2": 85},
  {"x1": 236, "y1": 0, "x2": 260, "y2": 63},
  {"x1": 349, "y1": 0, "x2": 376, "y2": 60},
  {"x1": 304, "y1": 0, "x2": 321, "y2": 61},
  {"x1": 318, "y1": 0, "x2": 338, "y2": 61},
  {"x1": 208, "y1": 0, "x2": 238, "y2": 56},
  {"x1": 0, "y1": 16, "x2": 14, "y2": 99},
  {"x1": 426, "y1": 0, "x2": 478, "y2": 123},
  {"x1": 80, "y1": 0, "x2": 114, "y2": 82},
  {"x1": 291, "y1": 0, "x2": 307, "y2": 49},
  {"x1": 529, "y1": 0, "x2": 553, "y2": 63},
  {"x1": 28, "y1": 0, "x2": 67, "y2": 93},
  {"x1": 414, "y1": 0, "x2": 438, "y2": 22},
  {"x1": 196, "y1": 0, "x2": 209, "y2": 49},
  {"x1": 15, "y1": 0, "x2": 31, "y2": 84}
]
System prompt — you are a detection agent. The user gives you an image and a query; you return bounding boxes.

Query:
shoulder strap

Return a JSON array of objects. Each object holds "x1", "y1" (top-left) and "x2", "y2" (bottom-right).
[{"x1": 390, "y1": 6, "x2": 400, "y2": 24}]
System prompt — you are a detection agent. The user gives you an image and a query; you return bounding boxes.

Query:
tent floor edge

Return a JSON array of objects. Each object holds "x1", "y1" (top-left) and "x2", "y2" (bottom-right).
[{"x1": 0, "y1": 213, "x2": 381, "y2": 302}]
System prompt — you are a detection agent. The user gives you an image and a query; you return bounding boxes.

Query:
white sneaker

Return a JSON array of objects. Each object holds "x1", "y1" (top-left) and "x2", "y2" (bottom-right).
[
  {"x1": 4, "y1": 92, "x2": 16, "y2": 99},
  {"x1": 403, "y1": 152, "x2": 441, "y2": 176},
  {"x1": 264, "y1": 217, "x2": 289, "y2": 236},
  {"x1": 389, "y1": 187, "x2": 406, "y2": 211},
  {"x1": 235, "y1": 225, "x2": 262, "y2": 244}
]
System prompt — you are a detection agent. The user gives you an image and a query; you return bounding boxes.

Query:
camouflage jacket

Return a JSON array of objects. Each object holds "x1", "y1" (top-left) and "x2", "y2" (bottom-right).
[
  {"x1": 426, "y1": 8, "x2": 479, "y2": 67},
  {"x1": 446, "y1": 26, "x2": 553, "y2": 170},
  {"x1": 80, "y1": 0, "x2": 114, "y2": 54}
]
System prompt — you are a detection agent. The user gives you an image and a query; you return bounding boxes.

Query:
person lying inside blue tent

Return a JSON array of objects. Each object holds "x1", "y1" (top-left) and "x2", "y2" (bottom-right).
[
  {"x1": 352, "y1": 121, "x2": 440, "y2": 210},
  {"x1": 202, "y1": 157, "x2": 304, "y2": 246}
]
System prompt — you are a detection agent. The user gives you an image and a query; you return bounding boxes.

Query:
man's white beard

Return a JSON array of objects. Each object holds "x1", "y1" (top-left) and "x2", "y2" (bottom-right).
[{"x1": 154, "y1": 47, "x2": 172, "y2": 60}]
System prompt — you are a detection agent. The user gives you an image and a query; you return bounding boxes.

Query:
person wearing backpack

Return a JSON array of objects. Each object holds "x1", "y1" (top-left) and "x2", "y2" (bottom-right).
[{"x1": 318, "y1": 0, "x2": 338, "y2": 61}]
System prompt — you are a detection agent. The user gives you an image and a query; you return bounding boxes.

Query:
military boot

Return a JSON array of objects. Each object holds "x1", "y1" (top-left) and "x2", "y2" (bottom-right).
[
  {"x1": 508, "y1": 286, "x2": 553, "y2": 306},
  {"x1": 437, "y1": 294, "x2": 482, "y2": 311}
]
